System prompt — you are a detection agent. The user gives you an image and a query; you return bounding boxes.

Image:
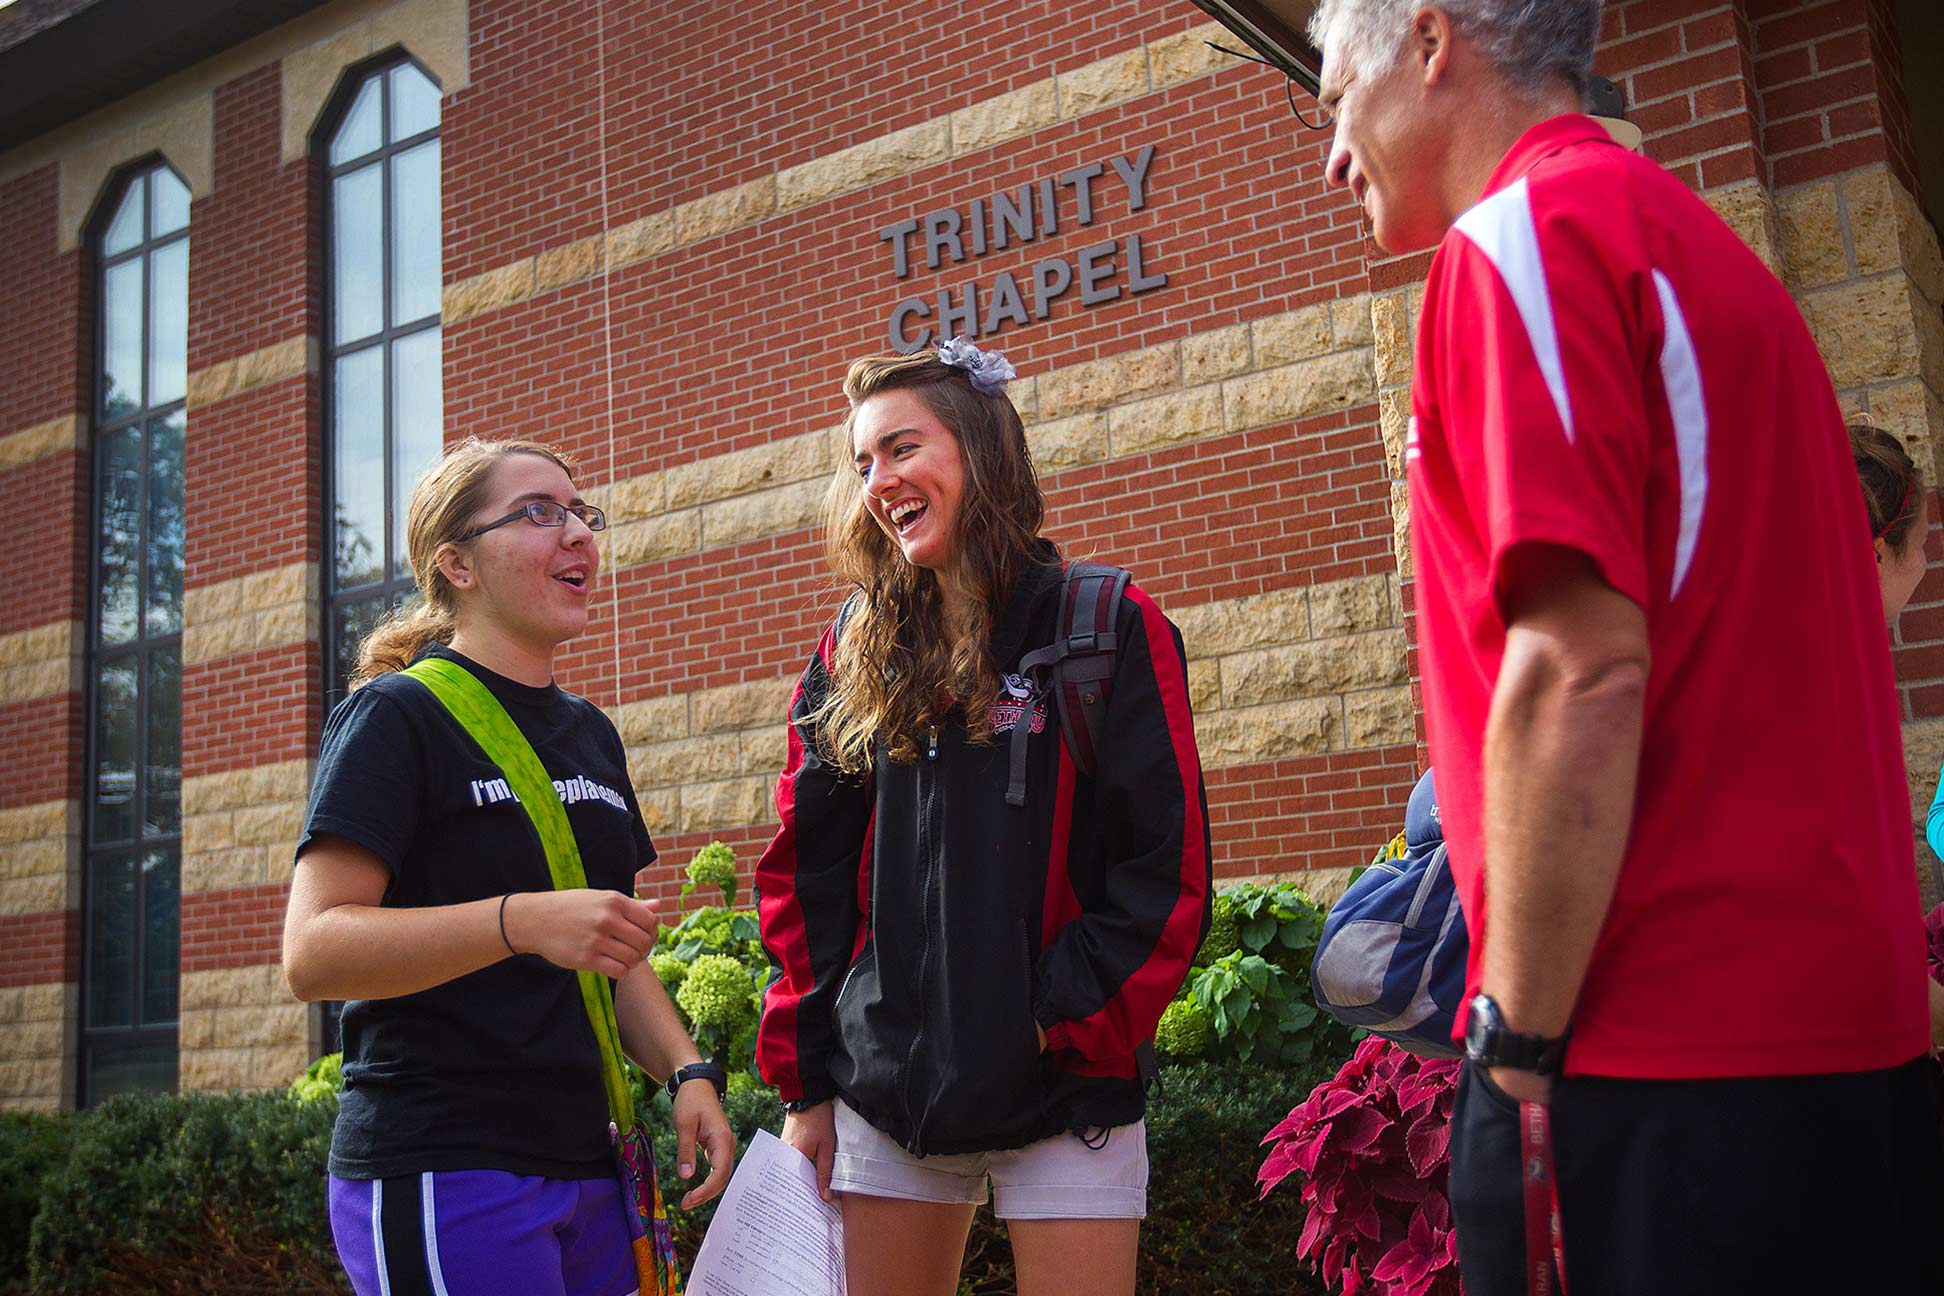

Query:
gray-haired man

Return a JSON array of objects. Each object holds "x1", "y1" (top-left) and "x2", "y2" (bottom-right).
[{"x1": 1304, "y1": 1, "x2": 1942, "y2": 1292}]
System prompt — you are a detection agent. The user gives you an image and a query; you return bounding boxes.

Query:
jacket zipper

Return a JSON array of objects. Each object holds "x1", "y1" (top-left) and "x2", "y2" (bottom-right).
[{"x1": 899, "y1": 726, "x2": 941, "y2": 1155}]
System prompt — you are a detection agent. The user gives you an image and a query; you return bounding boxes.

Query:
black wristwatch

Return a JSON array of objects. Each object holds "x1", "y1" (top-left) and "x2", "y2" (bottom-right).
[
  {"x1": 664, "y1": 1061, "x2": 728, "y2": 1101},
  {"x1": 1463, "y1": 994, "x2": 1568, "y2": 1077}
]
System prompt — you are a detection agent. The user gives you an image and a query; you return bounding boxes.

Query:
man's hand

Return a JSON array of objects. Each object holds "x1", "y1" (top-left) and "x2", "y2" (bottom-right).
[
  {"x1": 781, "y1": 1100, "x2": 838, "y2": 1201},
  {"x1": 672, "y1": 1079, "x2": 736, "y2": 1209}
]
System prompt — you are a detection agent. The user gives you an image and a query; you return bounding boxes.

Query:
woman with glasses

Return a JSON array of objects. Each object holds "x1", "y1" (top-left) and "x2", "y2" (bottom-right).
[{"x1": 282, "y1": 436, "x2": 734, "y2": 1296}]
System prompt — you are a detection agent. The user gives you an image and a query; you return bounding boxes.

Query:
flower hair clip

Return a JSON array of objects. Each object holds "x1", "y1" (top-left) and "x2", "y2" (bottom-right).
[{"x1": 935, "y1": 335, "x2": 1017, "y2": 396}]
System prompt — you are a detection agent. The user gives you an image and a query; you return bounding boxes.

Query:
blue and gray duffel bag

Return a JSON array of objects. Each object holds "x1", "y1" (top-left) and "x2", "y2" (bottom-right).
[{"x1": 1310, "y1": 769, "x2": 1468, "y2": 1057}]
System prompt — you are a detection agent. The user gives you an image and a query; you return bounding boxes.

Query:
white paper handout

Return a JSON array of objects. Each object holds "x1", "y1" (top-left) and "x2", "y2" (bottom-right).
[{"x1": 686, "y1": 1127, "x2": 846, "y2": 1296}]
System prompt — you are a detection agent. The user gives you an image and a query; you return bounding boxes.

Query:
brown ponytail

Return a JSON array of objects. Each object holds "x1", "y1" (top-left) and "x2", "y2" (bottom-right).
[
  {"x1": 350, "y1": 436, "x2": 578, "y2": 687},
  {"x1": 1849, "y1": 423, "x2": 1923, "y2": 553}
]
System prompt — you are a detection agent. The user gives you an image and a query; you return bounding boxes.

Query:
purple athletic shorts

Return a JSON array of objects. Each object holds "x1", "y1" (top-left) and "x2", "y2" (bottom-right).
[{"x1": 328, "y1": 1171, "x2": 638, "y2": 1296}]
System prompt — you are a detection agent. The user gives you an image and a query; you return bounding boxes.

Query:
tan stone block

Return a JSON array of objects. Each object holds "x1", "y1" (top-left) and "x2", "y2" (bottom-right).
[
  {"x1": 1222, "y1": 350, "x2": 1375, "y2": 430},
  {"x1": 1057, "y1": 47, "x2": 1150, "y2": 120},
  {"x1": 57, "y1": 93, "x2": 214, "y2": 251},
  {"x1": 254, "y1": 599, "x2": 319, "y2": 652},
  {"x1": 1038, "y1": 344, "x2": 1179, "y2": 420},
  {"x1": 376, "y1": 0, "x2": 470, "y2": 85},
  {"x1": 691, "y1": 678, "x2": 794, "y2": 735},
  {"x1": 212, "y1": 1002, "x2": 307, "y2": 1050},
  {"x1": 181, "y1": 966, "x2": 268, "y2": 1012},
  {"x1": 1701, "y1": 181, "x2": 1783, "y2": 278},
  {"x1": 0, "y1": 989, "x2": 18, "y2": 1025},
  {"x1": 607, "y1": 509, "x2": 701, "y2": 568},
  {"x1": 607, "y1": 212, "x2": 677, "y2": 273},
  {"x1": 1311, "y1": 574, "x2": 1395, "y2": 635},
  {"x1": 0, "y1": 657, "x2": 70, "y2": 706},
  {"x1": 1181, "y1": 323, "x2": 1252, "y2": 386},
  {"x1": 0, "y1": 801, "x2": 71, "y2": 844},
  {"x1": 1331, "y1": 294, "x2": 1375, "y2": 350},
  {"x1": 1390, "y1": 478, "x2": 1413, "y2": 582},
  {"x1": 740, "y1": 725, "x2": 788, "y2": 778},
  {"x1": 778, "y1": 121, "x2": 949, "y2": 214},
  {"x1": 0, "y1": 415, "x2": 87, "y2": 470},
  {"x1": 1862, "y1": 382, "x2": 1944, "y2": 463},
  {"x1": 1843, "y1": 169, "x2": 1915, "y2": 285},
  {"x1": 0, "y1": 1059, "x2": 63, "y2": 1103},
  {"x1": 1173, "y1": 586, "x2": 1309, "y2": 658},
  {"x1": 534, "y1": 234, "x2": 606, "y2": 295},
  {"x1": 1776, "y1": 181, "x2": 1846, "y2": 291},
  {"x1": 700, "y1": 479, "x2": 824, "y2": 549},
  {"x1": 0, "y1": 622, "x2": 68, "y2": 670},
  {"x1": 1344, "y1": 687, "x2": 1415, "y2": 748},
  {"x1": 1222, "y1": 631, "x2": 1407, "y2": 707},
  {"x1": 638, "y1": 788, "x2": 680, "y2": 838},
  {"x1": 591, "y1": 470, "x2": 666, "y2": 526},
  {"x1": 1197, "y1": 699, "x2": 1342, "y2": 766},
  {"x1": 1, "y1": 836, "x2": 65, "y2": 882},
  {"x1": 1891, "y1": 184, "x2": 1944, "y2": 309},
  {"x1": 630, "y1": 735, "x2": 742, "y2": 791},
  {"x1": 178, "y1": 1010, "x2": 216, "y2": 1050},
  {"x1": 1188, "y1": 659, "x2": 1221, "y2": 712},
  {"x1": 20, "y1": 984, "x2": 68, "y2": 1022},
  {"x1": 1798, "y1": 275, "x2": 1931, "y2": 389},
  {"x1": 665, "y1": 428, "x2": 835, "y2": 509},
  {"x1": 234, "y1": 800, "x2": 304, "y2": 848},
  {"x1": 184, "y1": 578, "x2": 242, "y2": 624},
  {"x1": 0, "y1": 1020, "x2": 64, "y2": 1062},
  {"x1": 182, "y1": 811, "x2": 235, "y2": 856},
  {"x1": 679, "y1": 778, "x2": 773, "y2": 833},
  {"x1": 1107, "y1": 385, "x2": 1223, "y2": 456},
  {"x1": 0, "y1": 876, "x2": 64, "y2": 916},
  {"x1": 256, "y1": 1042, "x2": 311, "y2": 1089},
  {"x1": 187, "y1": 337, "x2": 313, "y2": 410},
  {"x1": 614, "y1": 694, "x2": 689, "y2": 745},
  {"x1": 179, "y1": 1048, "x2": 253, "y2": 1093},
  {"x1": 1147, "y1": 23, "x2": 1231, "y2": 89},
  {"x1": 1252, "y1": 303, "x2": 1334, "y2": 367},
  {"x1": 1378, "y1": 388, "x2": 1412, "y2": 479},
  {"x1": 1026, "y1": 412, "x2": 1109, "y2": 472},
  {"x1": 183, "y1": 847, "x2": 258, "y2": 893},
  {"x1": 1010, "y1": 378, "x2": 1039, "y2": 425},
  {"x1": 443, "y1": 259, "x2": 536, "y2": 326},
  {"x1": 1370, "y1": 292, "x2": 1413, "y2": 389},
  {"x1": 951, "y1": 77, "x2": 1058, "y2": 156}
]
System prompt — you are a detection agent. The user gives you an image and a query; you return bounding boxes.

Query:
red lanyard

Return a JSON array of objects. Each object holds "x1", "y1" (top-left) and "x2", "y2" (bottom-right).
[{"x1": 1520, "y1": 1100, "x2": 1568, "y2": 1296}]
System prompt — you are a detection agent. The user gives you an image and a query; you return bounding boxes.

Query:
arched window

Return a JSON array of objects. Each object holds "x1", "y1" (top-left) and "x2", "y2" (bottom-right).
[
  {"x1": 323, "y1": 57, "x2": 443, "y2": 707},
  {"x1": 84, "y1": 161, "x2": 188, "y2": 1103}
]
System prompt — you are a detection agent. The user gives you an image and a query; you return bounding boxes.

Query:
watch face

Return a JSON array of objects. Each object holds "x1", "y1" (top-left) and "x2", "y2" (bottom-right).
[{"x1": 1464, "y1": 995, "x2": 1495, "y2": 1056}]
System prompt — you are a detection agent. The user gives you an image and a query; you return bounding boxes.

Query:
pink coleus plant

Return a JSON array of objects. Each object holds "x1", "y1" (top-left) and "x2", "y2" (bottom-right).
[{"x1": 1259, "y1": 1037, "x2": 1463, "y2": 1296}]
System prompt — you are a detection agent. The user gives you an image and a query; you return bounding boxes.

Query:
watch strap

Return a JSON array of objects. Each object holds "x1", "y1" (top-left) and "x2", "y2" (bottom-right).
[{"x1": 665, "y1": 1061, "x2": 728, "y2": 1101}]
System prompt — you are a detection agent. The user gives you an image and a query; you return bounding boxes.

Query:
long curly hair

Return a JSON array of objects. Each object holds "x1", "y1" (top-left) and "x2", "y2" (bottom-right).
[
  {"x1": 351, "y1": 436, "x2": 579, "y2": 687},
  {"x1": 814, "y1": 351, "x2": 1048, "y2": 771}
]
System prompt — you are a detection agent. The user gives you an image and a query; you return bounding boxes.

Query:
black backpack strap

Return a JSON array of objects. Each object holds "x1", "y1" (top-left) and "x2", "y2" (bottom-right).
[
  {"x1": 1006, "y1": 562, "x2": 1132, "y2": 807},
  {"x1": 832, "y1": 590, "x2": 863, "y2": 649}
]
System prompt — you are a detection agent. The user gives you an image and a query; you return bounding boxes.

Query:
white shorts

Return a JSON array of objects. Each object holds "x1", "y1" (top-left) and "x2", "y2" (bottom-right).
[{"x1": 828, "y1": 1098, "x2": 1148, "y2": 1220}]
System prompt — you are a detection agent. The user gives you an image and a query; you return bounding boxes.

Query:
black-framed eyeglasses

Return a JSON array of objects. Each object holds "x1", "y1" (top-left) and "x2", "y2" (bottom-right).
[{"x1": 456, "y1": 499, "x2": 608, "y2": 542}]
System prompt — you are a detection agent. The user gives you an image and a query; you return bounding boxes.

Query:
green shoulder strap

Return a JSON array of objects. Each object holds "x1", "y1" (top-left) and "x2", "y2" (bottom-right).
[{"x1": 400, "y1": 657, "x2": 637, "y2": 1130}]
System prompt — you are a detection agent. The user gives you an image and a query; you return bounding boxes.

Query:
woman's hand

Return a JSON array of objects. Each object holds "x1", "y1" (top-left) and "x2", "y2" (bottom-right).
[
  {"x1": 502, "y1": 889, "x2": 660, "y2": 979},
  {"x1": 672, "y1": 1080, "x2": 737, "y2": 1209},
  {"x1": 781, "y1": 1100, "x2": 838, "y2": 1201}
]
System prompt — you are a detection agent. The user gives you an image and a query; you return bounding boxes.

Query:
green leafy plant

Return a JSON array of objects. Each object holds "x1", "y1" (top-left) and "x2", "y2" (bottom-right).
[
  {"x1": 1154, "y1": 996, "x2": 1211, "y2": 1060},
  {"x1": 681, "y1": 841, "x2": 739, "y2": 906},
  {"x1": 288, "y1": 1052, "x2": 343, "y2": 1104},
  {"x1": 1160, "y1": 881, "x2": 1356, "y2": 1070}
]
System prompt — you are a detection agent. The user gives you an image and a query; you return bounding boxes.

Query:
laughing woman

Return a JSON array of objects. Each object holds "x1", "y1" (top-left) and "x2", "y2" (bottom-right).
[
  {"x1": 755, "y1": 340, "x2": 1212, "y2": 1296},
  {"x1": 282, "y1": 436, "x2": 733, "y2": 1296}
]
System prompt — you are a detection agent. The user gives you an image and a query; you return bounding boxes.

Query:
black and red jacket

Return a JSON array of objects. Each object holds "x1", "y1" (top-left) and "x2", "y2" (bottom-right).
[{"x1": 755, "y1": 551, "x2": 1212, "y2": 1156}]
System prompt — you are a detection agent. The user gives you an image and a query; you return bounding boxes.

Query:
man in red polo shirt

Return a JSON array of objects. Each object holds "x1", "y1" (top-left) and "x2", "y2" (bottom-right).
[{"x1": 1304, "y1": 2, "x2": 1941, "y2": 1292}]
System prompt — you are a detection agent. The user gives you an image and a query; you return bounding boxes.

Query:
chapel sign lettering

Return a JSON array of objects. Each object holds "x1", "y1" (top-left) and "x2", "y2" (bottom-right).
[{"x1": 879, "y1": 144, "x2": 1168, "y2": 354}]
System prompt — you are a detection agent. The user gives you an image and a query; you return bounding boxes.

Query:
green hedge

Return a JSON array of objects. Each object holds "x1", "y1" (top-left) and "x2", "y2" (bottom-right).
[{"x1": 1, "y1": 1061, "x2": 1331, "y2": 1296}]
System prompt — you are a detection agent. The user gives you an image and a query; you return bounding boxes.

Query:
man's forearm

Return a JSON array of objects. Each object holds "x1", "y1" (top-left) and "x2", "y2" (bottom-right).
[{"x1": 1479, "y1": 635, "x2": 1646, "y2": 1039}]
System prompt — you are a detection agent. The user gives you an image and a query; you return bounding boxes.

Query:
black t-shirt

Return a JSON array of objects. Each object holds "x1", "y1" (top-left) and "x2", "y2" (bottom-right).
[{"x1": 298, "y1": 645, "x2": 656, "y2": 1180}]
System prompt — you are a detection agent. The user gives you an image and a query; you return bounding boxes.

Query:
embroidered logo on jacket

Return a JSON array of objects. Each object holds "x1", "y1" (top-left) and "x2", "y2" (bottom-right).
[{"x1": 991, "y1": 673, "x2": 1047, "y2": 735}]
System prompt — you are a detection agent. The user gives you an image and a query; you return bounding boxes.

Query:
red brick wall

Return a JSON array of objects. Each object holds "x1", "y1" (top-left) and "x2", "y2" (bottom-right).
[{"x1": 1750, "y1": 0, "x2": 1919, "y2": 192}]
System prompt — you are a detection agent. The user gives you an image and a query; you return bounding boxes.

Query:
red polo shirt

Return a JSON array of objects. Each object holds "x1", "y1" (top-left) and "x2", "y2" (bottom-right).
[{"x1": 1411, "y1": 115, "x2": 1928, "y2": 1078}]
